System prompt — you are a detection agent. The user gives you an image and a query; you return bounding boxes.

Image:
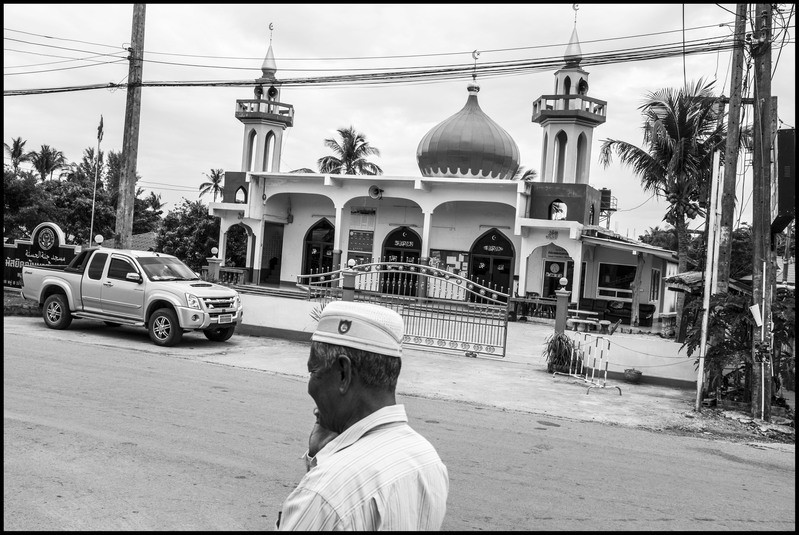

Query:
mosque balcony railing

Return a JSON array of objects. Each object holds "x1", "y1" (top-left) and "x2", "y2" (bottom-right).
[
  {"x1": 531, "y1": 94, "x2": 607, "y2": 124},
  {"x1": 235, "y1": 99, "x2": 294, "y2": 127}
]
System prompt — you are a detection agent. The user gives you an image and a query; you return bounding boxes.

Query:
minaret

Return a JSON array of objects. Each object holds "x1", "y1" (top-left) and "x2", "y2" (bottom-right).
[
  {"x1": 234, "y1": 26, "x2": 294, "y2": 173},
  {"x1": 531, "y1": 7, "x2": 606, "y2": 184}
]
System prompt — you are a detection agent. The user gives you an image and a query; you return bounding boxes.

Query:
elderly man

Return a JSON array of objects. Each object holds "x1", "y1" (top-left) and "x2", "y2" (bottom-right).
[{"x1": 276, "y1": 301, "x2": 449, "y2": 531}]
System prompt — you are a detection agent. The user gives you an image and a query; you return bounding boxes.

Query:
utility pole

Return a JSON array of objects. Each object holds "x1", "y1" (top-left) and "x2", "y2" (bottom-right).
[
  {"x1": 716, "y1": 2, "x2": 748, "y2": 293},
  {"x1": 750, "y1": 3, "x2": 773, "y2": 421},
  {"x1": 114, "y1": 4, "x2": 146, "y2": 249}
]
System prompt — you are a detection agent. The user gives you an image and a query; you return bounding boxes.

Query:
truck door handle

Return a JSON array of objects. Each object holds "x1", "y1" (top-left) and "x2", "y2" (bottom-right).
[{"x1": 103, "y1": 281, "x2": 113, "y2": 287}]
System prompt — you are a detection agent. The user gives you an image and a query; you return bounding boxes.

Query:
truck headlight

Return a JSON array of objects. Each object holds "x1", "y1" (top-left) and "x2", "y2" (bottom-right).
[
  {"x1": 233, "y1": 294, "x2": 241, "y2": 309},
  {"x1": 186, "y1": 293, "x2": 201, "y2": 309}
]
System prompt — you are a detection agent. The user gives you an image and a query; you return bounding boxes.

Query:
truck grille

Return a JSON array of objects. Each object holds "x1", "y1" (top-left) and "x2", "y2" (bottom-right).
[{"x1": 203, "y1": 297, "x2": 234, "y2": 310}]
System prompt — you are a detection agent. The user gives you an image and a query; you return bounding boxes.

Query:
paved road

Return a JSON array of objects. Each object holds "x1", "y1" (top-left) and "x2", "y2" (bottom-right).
[{"x1": 4, "y1": 321, "x2": 795, "y2": 530}]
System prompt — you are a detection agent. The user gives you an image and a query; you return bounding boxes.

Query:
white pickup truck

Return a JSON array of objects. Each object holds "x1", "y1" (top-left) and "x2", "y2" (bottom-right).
[{"x1": 21, "y1": 247, "x2": 244, "y2": 347}]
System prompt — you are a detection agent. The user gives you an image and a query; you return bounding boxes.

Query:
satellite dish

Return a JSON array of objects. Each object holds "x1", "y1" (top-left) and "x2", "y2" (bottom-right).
[
  {"x1": 368, "y1": 185, "x2": 383, "y2": 200},
  {"x1": 267, "y1": 85, "x2": 278, "y2": 99}
]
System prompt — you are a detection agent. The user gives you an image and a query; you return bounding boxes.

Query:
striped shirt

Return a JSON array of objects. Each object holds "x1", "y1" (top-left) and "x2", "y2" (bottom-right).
[{"x1": 277, "y1": 404, "x2": 449, "y2": 531}]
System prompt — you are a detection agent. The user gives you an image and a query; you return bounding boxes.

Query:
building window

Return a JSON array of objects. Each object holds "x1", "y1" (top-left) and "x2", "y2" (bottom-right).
[
  {"x1": 597, "y1": 262, "x2": 635, "y2": 300},
  {"x1": 650, "y1": 268, "x2": 661, "y2": 301},
  {"x1": 235, "y1": 187, "x2": 247, "y2": 204},
  {"x1": 549, "y1": 199, "x2": 568, "y2": 220}
]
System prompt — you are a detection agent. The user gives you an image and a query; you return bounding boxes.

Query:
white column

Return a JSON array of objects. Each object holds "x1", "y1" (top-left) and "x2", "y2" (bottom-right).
[{"x1": 421, "y1": 210, "x2": 433, "y2": 258}]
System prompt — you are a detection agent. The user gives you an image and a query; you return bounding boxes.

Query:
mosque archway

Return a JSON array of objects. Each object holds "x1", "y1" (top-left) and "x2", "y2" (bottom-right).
[
  {"x1": 302, "y1": 218, "x2": 335, "y2": 275},
  {"x1": 468, "y1": 228, "x2": 514, "y2": 301},
  {"x1": 381, "y1": 226, "x2": 421, "y2": 296}
]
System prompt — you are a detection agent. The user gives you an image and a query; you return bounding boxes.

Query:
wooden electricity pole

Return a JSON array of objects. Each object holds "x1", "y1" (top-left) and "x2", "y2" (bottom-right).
[
  {"x1": 716, "y1": 2, "x2": 748, "y2": 293},
  {"x1": 114, "y1": 4, "x2": 146, "y2": 249},
  {"x1": 750, "y1": 3, "x2": 773, "y2": 421}
]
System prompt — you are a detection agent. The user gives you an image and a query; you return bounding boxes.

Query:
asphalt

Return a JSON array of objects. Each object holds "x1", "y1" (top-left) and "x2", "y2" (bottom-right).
[{"x1": 4, "y1": 288, "x2": 794, "y2": 440}]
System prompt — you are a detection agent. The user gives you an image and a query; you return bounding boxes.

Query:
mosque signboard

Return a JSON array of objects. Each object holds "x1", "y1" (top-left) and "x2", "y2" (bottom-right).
[{"x1": 3, "y1": 222, "x2": 79, "y2": 289}]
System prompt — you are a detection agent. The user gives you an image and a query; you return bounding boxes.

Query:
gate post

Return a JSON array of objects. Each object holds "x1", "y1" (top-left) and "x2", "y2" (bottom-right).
[
  {"x1": 554, "y1": 277, "x2": 570, "y2": 334},
  {"x1": 416, "y1": 256, "x2": 429, "y2": 298},
  {"x1": 342, "y1": 266, "x2": 356, "y2": 302}
]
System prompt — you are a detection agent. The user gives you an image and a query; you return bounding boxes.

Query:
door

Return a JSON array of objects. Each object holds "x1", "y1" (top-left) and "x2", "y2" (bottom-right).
[
  {"x1": 260, "y1": 222, "x2": 284, "y2": 284},
  {"x1": 469, "y1": 229, "x2": 514, "y2": 301},
  {"x1": 381, "y1": 227, "x2": 421, "y2": 296},
  {"x1": 80, "y1": 252, "x2": 108, "y2": 313},
  {"x1": 101, "y1": 255, "x2": 145, "y2": 319},
  {"x1": 302, "y1": 219, "x2": 335, "y2": 275}
]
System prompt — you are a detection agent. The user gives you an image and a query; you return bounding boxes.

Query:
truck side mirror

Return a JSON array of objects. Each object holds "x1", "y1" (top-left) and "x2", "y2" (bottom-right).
[{"x1": 126, "y1": 272, "x2": 143, "y2": 284}]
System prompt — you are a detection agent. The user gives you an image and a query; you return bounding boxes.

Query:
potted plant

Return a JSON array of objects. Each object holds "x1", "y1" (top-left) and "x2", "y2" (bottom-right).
[{"x1": 541, "y1": 332, "x2": 576, "y2": 374}]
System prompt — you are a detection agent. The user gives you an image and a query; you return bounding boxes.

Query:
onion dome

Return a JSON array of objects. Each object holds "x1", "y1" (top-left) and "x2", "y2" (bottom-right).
[{"x1": 416, "y1": 83, "x2": 520, "y2": 180}]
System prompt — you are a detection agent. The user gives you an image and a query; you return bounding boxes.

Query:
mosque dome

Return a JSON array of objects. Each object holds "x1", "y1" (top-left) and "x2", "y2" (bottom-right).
[{"x1": 416, "y1": 83, "x2": 520, "y2": 180}]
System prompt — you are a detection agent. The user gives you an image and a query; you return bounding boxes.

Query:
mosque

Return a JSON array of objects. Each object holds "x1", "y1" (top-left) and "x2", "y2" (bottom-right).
[{"x1": 207, "y1": 25, "x2": 680, "y2": 324}]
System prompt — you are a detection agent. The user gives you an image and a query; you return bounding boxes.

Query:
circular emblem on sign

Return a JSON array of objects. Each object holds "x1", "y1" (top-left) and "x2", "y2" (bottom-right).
[
  {"x1": 549, "y1": 264, "x2": 560, "y2": 274},
  {"x1": 38, "y1": 227, "x2": 55, "y2": 251}
]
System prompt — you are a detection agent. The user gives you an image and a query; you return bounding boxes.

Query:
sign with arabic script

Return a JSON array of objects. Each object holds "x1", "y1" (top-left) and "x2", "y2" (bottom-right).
[{"x1": 3, "y1": 222, "x2": 79, "y2": 288}]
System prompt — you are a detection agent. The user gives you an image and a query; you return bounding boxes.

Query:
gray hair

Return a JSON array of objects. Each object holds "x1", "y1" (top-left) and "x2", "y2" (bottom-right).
[{"x1": 311, "y1": 341, "x2": 401, "y2": 390}]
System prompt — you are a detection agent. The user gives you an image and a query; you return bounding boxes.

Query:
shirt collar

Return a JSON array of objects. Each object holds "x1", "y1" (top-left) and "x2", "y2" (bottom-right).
[{"x1": 315, "y1": 404, "x2": 407, "y2": 465}]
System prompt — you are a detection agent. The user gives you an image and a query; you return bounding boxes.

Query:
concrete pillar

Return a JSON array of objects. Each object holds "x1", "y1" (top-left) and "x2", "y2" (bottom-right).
[
  {"x1": 342, "y1": 268, "x2": 356, "y2": 302},
  {"x1": 554, "y1": 286, "x2": 570, "y2": 334},
  {"x1": 206, "y1": 257, "x2": 222, "y2": 281}
]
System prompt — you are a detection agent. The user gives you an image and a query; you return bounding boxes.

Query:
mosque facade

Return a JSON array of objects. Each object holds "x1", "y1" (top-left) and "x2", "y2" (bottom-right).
[{"x1": 208, "y1": 27, "x2": 679, "y2": 321}]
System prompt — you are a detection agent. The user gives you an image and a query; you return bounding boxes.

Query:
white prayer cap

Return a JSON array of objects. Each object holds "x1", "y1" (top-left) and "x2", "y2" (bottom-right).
[{"x1": 312, "y1": 301, "x2": 404, "y2": 357}]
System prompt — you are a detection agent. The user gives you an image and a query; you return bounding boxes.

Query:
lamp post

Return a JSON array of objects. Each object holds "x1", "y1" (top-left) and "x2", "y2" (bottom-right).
[{"x1": 554, "y1": 277, "x2": 570, "y2": 334}]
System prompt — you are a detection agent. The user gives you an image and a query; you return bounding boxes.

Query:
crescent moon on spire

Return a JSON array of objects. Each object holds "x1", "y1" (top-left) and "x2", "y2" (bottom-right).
[
  {"x1": 573, "y1": 4, "x2": 579, "y2": 11},
  {"x1": 269, "y1": 22, "x2": 274, "y2": 31},
  {"x1": 472, "y1": 50, "x2": 480, "y2": 60}
]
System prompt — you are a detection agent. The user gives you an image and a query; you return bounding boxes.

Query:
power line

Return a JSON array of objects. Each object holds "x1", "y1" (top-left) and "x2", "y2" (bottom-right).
[
  {"x1": 4, "y1": 20, "x2": 738, "y2": 63},
  {"x1": 4, "y1": 35, "x2": 744, "y2": 96}
]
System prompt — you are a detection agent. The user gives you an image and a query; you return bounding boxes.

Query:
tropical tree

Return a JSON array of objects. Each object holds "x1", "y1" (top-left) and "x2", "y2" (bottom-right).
[
  {"x1": 29, "y1": 144, "x2": 67, "y2": 182},
  {"x1": 317, "y1": 126, "x2": 383, "y2": 175},
  {"x1": 599, "y1": 78, "x2": 725, "y2": 334},
  {"x1": 512, "y1": 166, "x2": 538, "y2": 181},
  {"x1": 4, "y1": 136, "x2": 32, "y2": 174},
  {"x1": 155, "y1": 198, "x2": 220, "y2": 271},
  {"x1": 639, "y1": 225, "x2": 678, "y2": 251},
  {"x1": 199, "y1": 168, "x2": 225, "y2": 202}
]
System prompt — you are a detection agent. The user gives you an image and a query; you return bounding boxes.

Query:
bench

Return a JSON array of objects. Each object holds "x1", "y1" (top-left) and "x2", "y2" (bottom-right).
[{"x1": 568, "y1": 318, "x2": 601, "y2": 332}]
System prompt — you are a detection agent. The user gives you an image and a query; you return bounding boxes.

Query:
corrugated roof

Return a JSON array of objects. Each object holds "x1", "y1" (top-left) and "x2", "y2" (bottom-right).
[{"x1": 129, "y1": 231, "x2": 157, "y2": 251}]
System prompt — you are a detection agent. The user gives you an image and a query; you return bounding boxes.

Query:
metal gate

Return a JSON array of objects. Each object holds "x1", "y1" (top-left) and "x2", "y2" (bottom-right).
[{"x1": 297, "y1": 261, "x2": 510, "y2": 358}]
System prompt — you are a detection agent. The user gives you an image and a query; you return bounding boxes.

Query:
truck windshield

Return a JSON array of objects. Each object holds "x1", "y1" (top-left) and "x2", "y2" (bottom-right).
[{"x1": 139, "y1": 257, "x2": 200, "y2": 281}]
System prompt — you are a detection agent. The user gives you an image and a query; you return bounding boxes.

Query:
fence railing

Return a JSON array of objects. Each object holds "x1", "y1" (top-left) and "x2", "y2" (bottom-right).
[{"x1": 297, "y1": 261, "x2": 510, "y2": 358}]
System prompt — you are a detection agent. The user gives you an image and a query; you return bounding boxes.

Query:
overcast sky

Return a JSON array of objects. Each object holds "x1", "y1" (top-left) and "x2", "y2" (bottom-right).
[{"x1": 3, "y1": 3, "x2": 796, "y2": 239}]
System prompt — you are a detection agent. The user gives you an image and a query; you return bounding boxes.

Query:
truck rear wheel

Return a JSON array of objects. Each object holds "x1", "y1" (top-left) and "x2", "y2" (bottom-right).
[
  {"x1": 43, "y1": 293, "x2": 72, "y2": 330},
  {"x1": 203, "y1": 325, "x2": 235, "y2": 342},
  {"x1": 148, "y1": 308, "x2": 183, "y2": 347}
]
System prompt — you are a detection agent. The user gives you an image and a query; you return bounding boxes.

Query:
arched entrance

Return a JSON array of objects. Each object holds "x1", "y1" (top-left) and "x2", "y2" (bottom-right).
[
  {"x1": 381, "y1": 226, "x2": 421, "y2": 295},
  {"x1": 302, "y1": 219, "x2": 335, "y2": 274},
  {"x1": 469, "y1": 228, "x2": 514, "y2": 301}
]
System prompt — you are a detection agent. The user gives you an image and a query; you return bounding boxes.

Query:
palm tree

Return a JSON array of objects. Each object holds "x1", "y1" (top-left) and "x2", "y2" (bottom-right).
[
  {"x1": 199, "y1": 169, "x2": 225, "y2": 202},
  {"x1": 4, "y1": 137, "x2": 32, "y2": 174},
  {"x1": 512, "y1": 166, "x2": 538, "y2": 181},
  {"x1": 29, "y1": 144, "x2": 67, "y2": 182},
  {"x1": 317, "y1": 126, "x2": 383, "y2": 175},
  {"x1": 599, "y1": 78, "x2": 724, "y2": 334}
]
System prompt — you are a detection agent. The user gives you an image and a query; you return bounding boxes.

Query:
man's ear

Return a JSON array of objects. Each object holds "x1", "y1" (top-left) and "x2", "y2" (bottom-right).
[{"x1": 336, "y1": 354, "x2": 353, "y2": 394}]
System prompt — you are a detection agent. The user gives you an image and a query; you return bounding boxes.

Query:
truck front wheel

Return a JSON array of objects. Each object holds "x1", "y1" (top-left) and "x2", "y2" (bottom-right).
[
  {"x1": 203, "y1": 326, "x2": 235, "y2": 342},
  {"x1": 148, "y1": 308, "x2": 183, "y2": 347},
  {"x1": 43, "y1": 293, "x2": 72, "y2": 330}
]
